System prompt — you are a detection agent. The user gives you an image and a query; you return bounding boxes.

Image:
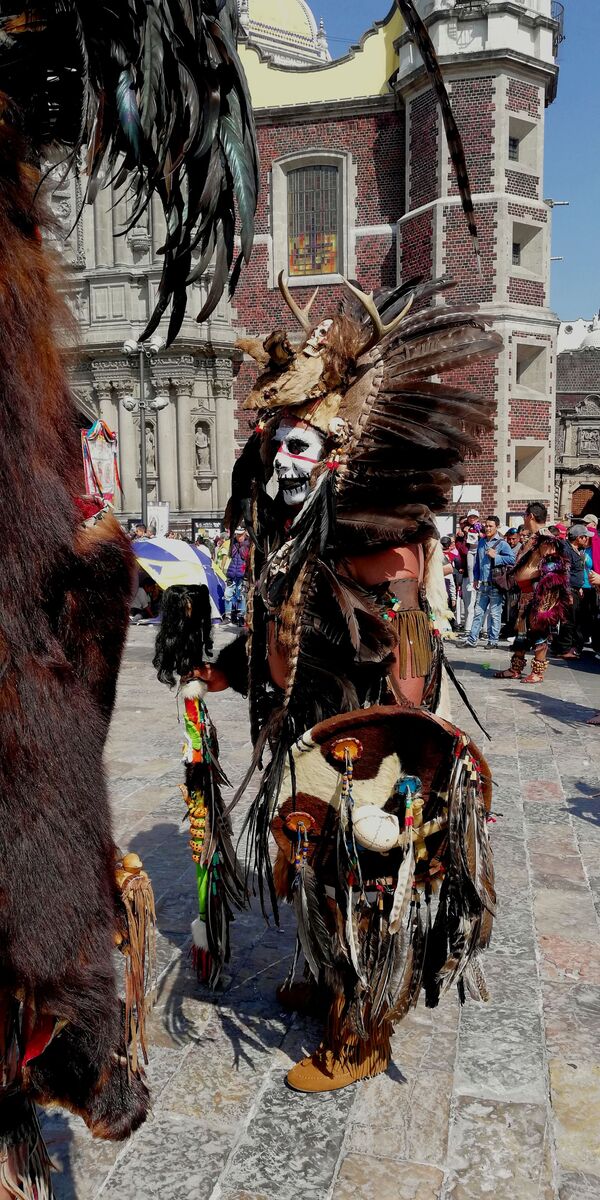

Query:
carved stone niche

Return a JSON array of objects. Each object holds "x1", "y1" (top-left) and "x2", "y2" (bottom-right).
[
  {"x1": 194, "y1": 419, "x2": 213, "y2": 476},
  {"x1": 578, "y1": 428, "x2": 600, "y2": 457}
]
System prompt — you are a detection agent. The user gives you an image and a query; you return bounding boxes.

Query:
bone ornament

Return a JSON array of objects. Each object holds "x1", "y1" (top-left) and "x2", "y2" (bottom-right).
[{"x1": 351, "y1": 805, "x2": 401, "y2": 853}]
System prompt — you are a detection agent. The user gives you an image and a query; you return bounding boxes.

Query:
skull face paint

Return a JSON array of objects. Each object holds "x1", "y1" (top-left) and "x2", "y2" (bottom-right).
[{"x1": 273, "y1": 418, "x2": 325, "y2": 507}]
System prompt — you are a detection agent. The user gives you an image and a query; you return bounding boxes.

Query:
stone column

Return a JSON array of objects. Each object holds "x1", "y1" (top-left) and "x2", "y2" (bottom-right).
[
  {"x1": 213, "y1": 358, "x2": 235, "y2": 511},
  {"x1": 151, "y1": 369, "x2": 180, "y2": 512},
  {"x1": 171, "y1": 375, "x2": 196, "y2": 513}
]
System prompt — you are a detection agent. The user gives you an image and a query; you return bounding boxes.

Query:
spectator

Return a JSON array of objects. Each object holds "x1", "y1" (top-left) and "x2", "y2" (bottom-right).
[
  {"x1": 582, "y1": 524, "x2": 600, "y2": 658},
  {"x1": 440, "y1": 536, "x2": 457, "y2": 626},
  {"x1": 130, "y1": 577, "x2": 152, "y2": 623},
  {"x1": 224, "y1": 528, "x2": 250, "y2": 624},
  {"x1": 461, "y1": 509, "x2": 482, "y2": 635},
  {"x1": 460, "y1": 515, "x2": 516, "y2": 650},
  {"x1": 453, "y1": 529, "x2": 468, "y2": 627},
  {"x1": 215, "y1": 535, "x2": 230, "y2": 575},
  {"x1": 553, "y1": 524, "x2": 588, "y2": 659},
  {"x1": 500, "y1": 528, "x2": 520, "y2": 638},
  {"x1": 517, "y1": 524, "x2": 528, "y2": 545},
  {"x1": 584, "y1": 514, "x2": 600, "y2": 578},
  {"x1": 195, "y1": 528, "x2": 215, "y2": 556},
  {"x1": 131, "y1": 522, "x2": 147, "y2": 540}
]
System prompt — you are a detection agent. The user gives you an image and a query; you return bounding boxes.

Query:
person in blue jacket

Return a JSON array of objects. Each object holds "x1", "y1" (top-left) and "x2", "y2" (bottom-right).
[{"x1": 460, "y1": 515, "x2": 516, "y2": 649}]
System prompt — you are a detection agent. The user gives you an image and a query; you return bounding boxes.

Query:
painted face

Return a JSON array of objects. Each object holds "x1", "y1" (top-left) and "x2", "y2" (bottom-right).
[{"x1": 273, "y1": 418, "x2": 325, "y2": 507}]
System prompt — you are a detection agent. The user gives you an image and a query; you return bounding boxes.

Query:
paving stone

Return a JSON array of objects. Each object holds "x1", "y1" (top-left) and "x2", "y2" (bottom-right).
[
  {"x1": 534, "y1": 889, "x2": 600, "y2": 942},
  {"x1": 455, "y1": 1004, "x2": 546, "y2": 1104},
  {"x1": 332, "y1": 1156, "x2": 444, "y2": 1199},
  {"x1": 559, "y1": 1169, "x2": 600, "y2": 1199},
  {"x1": 346, "y1": 1068, "x2": 453, "y2": 1165},
  {"x1": 221, "y1": 1073, "x2": 355, "y2": 1200},
  {"x1": 41, "y1": 1112, "x2": 121, "y2": 1200},
  {"x1": 543, "y1": 981, "x2": 600, "y2": 1064},
  {"x1": 101, "y1": 1115, "x2": 233, "y2": 1199},
  {"x1": 525, "y1": 802, "x2": 571, "y2": 827},
  {"x1": 550, "y1": 1060, "x2": 600, "y2": 1179},
  {"x1": 445, "y1": 1098, "x2": 555, "y2": 1199},
  {"x1": 539, "y1": 933, "x2": 600, "y2": 984},
  {"x1": 221, "y1": 1193, "x2": 271, "y2": 1200}
]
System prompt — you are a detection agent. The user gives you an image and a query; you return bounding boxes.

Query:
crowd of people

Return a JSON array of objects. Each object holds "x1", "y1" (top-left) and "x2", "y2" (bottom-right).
[{"x1": 440, "y1": 504, "x2": 600, "y2": 669}]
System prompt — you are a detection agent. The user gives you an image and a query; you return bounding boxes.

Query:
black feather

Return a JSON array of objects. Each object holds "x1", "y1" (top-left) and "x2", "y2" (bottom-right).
[{"x1": 395, "y1": 0, "x2": 481, "y2": 271}]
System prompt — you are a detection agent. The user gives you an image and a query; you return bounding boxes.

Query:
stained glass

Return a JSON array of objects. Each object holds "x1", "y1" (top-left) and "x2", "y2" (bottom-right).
[{"x1": 288, "y1": 166, "x2": 339, "y2": 276}]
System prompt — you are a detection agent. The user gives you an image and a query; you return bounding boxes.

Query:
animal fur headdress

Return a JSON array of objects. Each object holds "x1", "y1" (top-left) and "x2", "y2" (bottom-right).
[{"x1": 232, "y1": 271, "x2": 503, "y2": 553}]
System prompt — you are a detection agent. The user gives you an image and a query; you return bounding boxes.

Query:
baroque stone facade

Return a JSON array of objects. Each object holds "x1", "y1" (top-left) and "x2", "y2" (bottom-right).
[{"x1": 556, "y1": 346, "x2": 600, "y2": 518}]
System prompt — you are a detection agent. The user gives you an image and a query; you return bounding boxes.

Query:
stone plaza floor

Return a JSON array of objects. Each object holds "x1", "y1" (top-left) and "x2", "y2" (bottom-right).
[{"x1": 42, "y1": 628, "x2": 600, "y2": 1200}]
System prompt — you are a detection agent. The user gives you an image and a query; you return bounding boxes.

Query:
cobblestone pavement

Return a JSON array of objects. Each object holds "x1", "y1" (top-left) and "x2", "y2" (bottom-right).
[{"x1": 42, "y1": 629, "x2": 600, "y2": 1200}]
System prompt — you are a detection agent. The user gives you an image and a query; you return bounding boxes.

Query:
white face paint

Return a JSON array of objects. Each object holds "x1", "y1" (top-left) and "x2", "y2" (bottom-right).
[{"x1": 273, "y1": 418, "x2": 325, "y2": 507}]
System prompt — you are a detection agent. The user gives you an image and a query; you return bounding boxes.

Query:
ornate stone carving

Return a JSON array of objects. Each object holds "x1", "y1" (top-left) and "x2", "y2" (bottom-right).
[
  {"x1": 578, "y1": 428, "x2": 600, "y2": 457},
  {"x1": 169, "y1": 378, "x2": 195, "y2": 396}
]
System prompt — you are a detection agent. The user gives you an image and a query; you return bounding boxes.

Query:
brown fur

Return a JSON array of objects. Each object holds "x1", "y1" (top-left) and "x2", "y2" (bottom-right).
[{"x1": 0, "y1": 104, "x2": 146, "y2": 1135}]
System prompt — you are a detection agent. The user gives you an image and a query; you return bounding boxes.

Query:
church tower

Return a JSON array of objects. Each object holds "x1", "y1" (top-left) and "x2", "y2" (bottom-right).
[{"x1": 396, "y1": 0, "x2": 563, "y2": 521}]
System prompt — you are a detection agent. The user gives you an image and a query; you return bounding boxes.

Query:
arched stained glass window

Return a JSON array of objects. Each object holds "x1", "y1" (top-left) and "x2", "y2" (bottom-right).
[{"x1": 288, "y1": 165, "x2": 339, "y2": 277}]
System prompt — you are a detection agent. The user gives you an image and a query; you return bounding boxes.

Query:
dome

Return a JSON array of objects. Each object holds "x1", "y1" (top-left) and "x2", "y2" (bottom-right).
[
  {"x1": 239, "y1": 0, "x2": 330, "y2": 66},
  {"x1": 582, "y1": 317, "x2": 600, "y2": 349}
]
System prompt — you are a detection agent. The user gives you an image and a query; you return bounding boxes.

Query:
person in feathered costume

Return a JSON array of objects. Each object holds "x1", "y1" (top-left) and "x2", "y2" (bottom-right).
[
  {"x1": 196, "y1": 271, "x2": 500, "y2": 1092},
  {"x1": 495, "y1": 501, "x2": 570, "y2": 684},
  {"x1": 0, "y1": 2, "x2": 258, "y2": 1194},
  {"x1": 151, "y1": 0, "x2": 502, "y2": 1096}
]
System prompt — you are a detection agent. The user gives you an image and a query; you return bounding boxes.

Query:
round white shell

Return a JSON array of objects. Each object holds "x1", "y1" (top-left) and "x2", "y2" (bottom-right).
[{"x1": 352, "y1": 805, "x2": 400, "y2": 853}]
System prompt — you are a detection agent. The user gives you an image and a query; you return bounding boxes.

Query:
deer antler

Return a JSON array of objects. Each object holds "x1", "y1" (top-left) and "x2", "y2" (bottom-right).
[
  {"x1": 278, "y1": 271, "x2": 319, "y2": 335},
  {"x1": 342, "y1": 279, "x2": 414, "y2": 354}
]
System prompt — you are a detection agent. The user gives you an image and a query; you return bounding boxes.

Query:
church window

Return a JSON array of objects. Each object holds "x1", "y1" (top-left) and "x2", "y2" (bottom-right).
[
  {"x1": 512, "y1": 242, "x2": 521, "y2": 267},
  {"x1": 287, "y1": 165, "x2": 339, "y2": 277},
  {"x1": 508, "y1": 136, "x2": 520, "y2": 162}
]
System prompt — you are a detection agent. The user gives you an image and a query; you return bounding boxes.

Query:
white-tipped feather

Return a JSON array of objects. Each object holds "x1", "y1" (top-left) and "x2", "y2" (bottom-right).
[
  {"x1": 388, "y1": 842, "x2": 415, "y2": 935},
  {"x1": 191, "y1": 917, "x2": 208, "y2": 950}
]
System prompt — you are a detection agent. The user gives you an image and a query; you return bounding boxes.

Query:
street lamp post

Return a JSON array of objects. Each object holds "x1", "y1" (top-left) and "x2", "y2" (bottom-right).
[{"x1": 122, "y1": 336, "x2": 169, "y2": 528}]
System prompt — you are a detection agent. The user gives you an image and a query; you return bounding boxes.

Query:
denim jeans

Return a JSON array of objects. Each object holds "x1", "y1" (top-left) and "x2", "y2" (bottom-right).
[
  {"x1": 467, "y1": 585, "x2": 504, "y2": 645},
  {"x1": 224, "y1": 579, "x2": 246, "y2": 619}
]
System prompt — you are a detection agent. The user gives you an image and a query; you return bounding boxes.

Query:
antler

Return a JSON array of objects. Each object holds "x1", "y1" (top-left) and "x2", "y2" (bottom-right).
[
  {"x1": 342, "y1": 279, "x2": 414, "y2": 354},
  {"x1": 278, "y1": 271, "x2": 319, "y2": 335}
]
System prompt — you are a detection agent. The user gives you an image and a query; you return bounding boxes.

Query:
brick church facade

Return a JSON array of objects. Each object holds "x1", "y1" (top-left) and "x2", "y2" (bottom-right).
[{"x1": 233, "y1": 0, "x2": 564, "y2": 531}]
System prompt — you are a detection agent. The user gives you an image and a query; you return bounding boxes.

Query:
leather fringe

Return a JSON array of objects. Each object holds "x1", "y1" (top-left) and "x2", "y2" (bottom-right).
[
  {"x1": 395, "y1": 608, "x2": 432, "y2": 680},
  {"x1": 118, "y1": 872, "x2": 157, "y2": 1074},
  {"x1": 327, "y1": 994, "x2": 391, "y2": 1069}
]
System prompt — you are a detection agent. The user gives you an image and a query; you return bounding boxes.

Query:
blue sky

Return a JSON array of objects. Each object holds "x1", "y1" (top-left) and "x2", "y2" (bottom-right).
[{"x1": 317, "y1": 0, "x2": 599, "y2": 319}]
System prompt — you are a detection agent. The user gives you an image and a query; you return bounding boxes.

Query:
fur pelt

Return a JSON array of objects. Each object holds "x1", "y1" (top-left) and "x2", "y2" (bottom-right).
[{"x1": 0, "y1": 107, "x2": 147, "y2": 1139}]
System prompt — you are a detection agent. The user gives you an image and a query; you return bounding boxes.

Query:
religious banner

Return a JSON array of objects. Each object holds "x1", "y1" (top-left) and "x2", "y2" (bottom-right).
[{"x1": 81, "y1": 420, "x2": 120, "y2": 502}]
